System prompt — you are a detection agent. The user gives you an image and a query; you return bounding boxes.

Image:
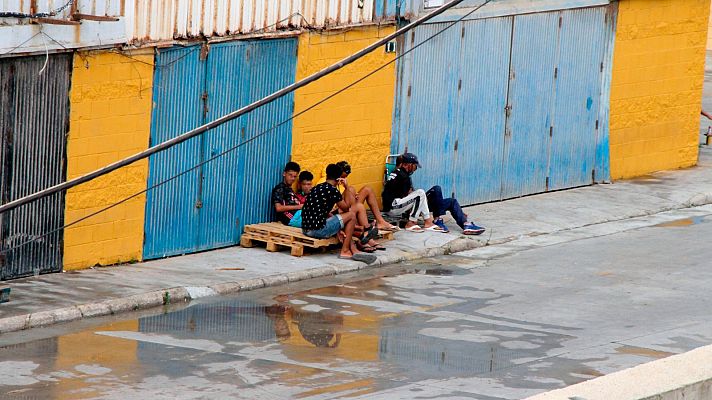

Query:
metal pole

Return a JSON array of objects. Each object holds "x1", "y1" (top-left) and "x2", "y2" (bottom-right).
[{"x1": 0, "y1": 0, "x2": 468, "y2": 215}]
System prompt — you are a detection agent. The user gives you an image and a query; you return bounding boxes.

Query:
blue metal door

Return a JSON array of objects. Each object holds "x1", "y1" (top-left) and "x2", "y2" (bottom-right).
[
  {"x1": 500, "y1": 12, "x2": 560, "y2": 199},
  {"x1": 144, "y1": 38, "x2": 298, "y2": 259},
  {"x1": 144, "y1": 46, "x2": 205, "y2": 259},
  {"x1": 392, "y1": 23, "x2": 462, "y2": 195},
  {"x1": 200, "y1": 39, "x2": 297, "y2": 251},
  {"x1": 547, "y1": 7, "x2": 611, "y2": 189},
  {"x1": 392, "y1": 5, "x2": 615, "y2": 206},
  {"x1": 235, "y1": 40, "x2": 298, "y2": 234},
  {"x1": 452, "y1": 17, "x2": 512, "y2": 204}
]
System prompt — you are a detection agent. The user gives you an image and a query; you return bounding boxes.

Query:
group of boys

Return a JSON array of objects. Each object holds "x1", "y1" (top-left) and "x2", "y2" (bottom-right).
[{"x1": 270, "y1": 153, "x2": 485, "y2": 261}]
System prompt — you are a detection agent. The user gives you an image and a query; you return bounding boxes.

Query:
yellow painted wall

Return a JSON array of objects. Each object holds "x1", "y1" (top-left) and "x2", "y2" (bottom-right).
[
  {"x1": 64, "y1": 50, "x2": 153, "y2": 270},
  {"x1": 609, "y1": 0, "x2": 709, "y2": 179},
  {"x1": 708, "y1": 0, "x2": 712, "y2": 50},
  {"x1": 292, "y1": 25, "x2": 397, "y2": 202}
]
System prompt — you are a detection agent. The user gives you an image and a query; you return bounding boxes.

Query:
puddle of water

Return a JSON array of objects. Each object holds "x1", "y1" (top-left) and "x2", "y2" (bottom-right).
[
  {"x1": 615, "y1": 345, "x2": 675, "y2": 359},
  {"x1": 654, "y1": 216, "x2": 706, "y2": 228}
]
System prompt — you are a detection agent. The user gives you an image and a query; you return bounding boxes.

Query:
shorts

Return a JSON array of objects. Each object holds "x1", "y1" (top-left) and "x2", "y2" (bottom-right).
[
  {"x1": 288, "y1": 210, "x2": 302, "y2": 228},
  {"x1": 303, "y1": 214, "x2": 344, "y2": 239}
]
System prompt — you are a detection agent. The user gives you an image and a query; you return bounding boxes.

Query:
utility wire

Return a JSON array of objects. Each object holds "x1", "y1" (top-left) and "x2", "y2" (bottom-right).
[
  {"x1": 0, "y1": 0, "x2": 492, "y2": 256},
  {"x1": 0, "y1": 0, "x2": 472, "y2": 216}
]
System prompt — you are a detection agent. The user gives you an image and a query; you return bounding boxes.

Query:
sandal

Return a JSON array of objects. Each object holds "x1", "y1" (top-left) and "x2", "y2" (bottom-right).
[
  {"x1": 424, "y1": 225, "x2": 446, "y2": 233},
  {"x1": 357, "y1": 244, "x2": 377, "y2": 253},
  {"x1": 405, "y1": 225, "x2": 424, "y2": 233},
  {"x1": 360, "y1": 225, "x2": 379, "y2": 245}
]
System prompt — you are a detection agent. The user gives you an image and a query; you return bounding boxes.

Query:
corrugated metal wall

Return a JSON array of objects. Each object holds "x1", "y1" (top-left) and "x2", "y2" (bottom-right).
[
  {"x1": 392, "y1": 5, "x2": 614, "y2": 206},
  {"x1": 143, "y1": 46, "x2": 205, "y2": 259},
  {"x1": 0, "y1": 54, "x2": 70, "y2": 280},
  {"x1": 126, "y1": 0, "x2": 401, "y2": 44},
  {"x1": 144, "y1": 38, "x2": 297, "y2": 259}
]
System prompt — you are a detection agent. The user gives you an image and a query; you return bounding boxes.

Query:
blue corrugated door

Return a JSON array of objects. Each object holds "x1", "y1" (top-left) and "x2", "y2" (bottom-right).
[
  {"x1": 452, "y1": 17, "x2": 512, "y2": 204},
  {"x1": 392, "y1": 23, "x2": 461, "y2": 195},
  {"x1": 144, "y1": 46, "x2": 205, "y2": 259},
  {"x1": 500, "y1": 12, "x2": 560, "y2": 199},
  {"x1": 393, "y1": 6, "x2": 615, "y2": 206},
  {"x1": 235, "y1": 39, "x2": 298, "y2": 235},
  {"x1": 547, "y1": 6, "x2": 611, "y2": 189},
  {"x1": 144, "y1": 38, "x2": 297, "y2": 259},
  {"x1": 200, "y1": 38, "x2": 297, "y2": 250}
]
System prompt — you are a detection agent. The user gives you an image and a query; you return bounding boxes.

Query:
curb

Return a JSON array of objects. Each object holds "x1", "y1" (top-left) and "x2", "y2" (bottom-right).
[{"x1": 1, "y1": 191, "x2": 710, "y2": 335}]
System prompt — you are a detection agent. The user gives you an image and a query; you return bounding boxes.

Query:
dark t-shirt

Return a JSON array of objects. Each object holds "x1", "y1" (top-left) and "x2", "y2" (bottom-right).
[
  {"x1": 382, "y1": 167, "x2": 412, "y2": 212},
  {"x1": 302, "y1": 182, "x2": 342, "y2": 231},
  {"x1": 271, "y1": 182, "x2": 300, "y2": 225}
]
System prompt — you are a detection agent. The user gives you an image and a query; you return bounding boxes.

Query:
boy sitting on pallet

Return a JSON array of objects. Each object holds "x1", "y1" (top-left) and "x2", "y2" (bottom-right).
[
  {"x1": 271, "y1": 161, "x2": 303, "y2": 227},
  {"x1": 302, "y1": 164, "x2": 377, "y2": 263}
]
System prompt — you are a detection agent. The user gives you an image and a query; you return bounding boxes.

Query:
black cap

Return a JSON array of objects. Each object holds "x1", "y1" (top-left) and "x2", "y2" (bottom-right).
[{"x1": 401, "y1": 152, "x2": 421, "y2": 167}]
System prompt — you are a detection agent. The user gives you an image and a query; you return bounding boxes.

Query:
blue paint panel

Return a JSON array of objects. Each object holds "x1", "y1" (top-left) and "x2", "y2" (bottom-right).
[
  {"x1": 145, "y1": 38, "x2": 298, "y2": 259},
  {"x1": 144, "y1": 46, "x2": 204, "y2": 259},
  {"x1": 548, "y1": 7, "x2": 608, "y2": 190},
  {"x1": 453, "y1": 17, "x2": 512, "y2": 204},
  {"x1": 595, "y1": 5, "x2": 617, "y2": 183},
  {"x1": 235, "y1": 39, "x2": 298, "y2": 238},
  {"x1": 394, "y1": 23, "x2": 461, "y2": 195},
  {"x1": 501, "y1": 12, "x2": 560, "y2": 199},
  {"x1": 199, "y1": 41, "x2": 250, "y2": 251}
]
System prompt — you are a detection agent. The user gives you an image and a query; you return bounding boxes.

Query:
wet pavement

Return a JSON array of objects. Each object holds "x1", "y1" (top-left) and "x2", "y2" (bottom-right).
[{"x1": 2, "y1": 212, "x2": 712, "y2": 399}]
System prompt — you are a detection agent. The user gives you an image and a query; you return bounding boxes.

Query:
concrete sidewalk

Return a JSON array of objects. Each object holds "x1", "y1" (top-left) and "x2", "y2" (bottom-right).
[{"x1": 1, "y1": 147, "x2": 712, "y2": 334}]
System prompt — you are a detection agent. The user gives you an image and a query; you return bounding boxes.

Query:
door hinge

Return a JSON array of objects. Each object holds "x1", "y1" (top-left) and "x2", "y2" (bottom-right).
[
  {"x1": 505, "y1": 104, "x2": 512, "y2": 117},
  {"x1": 200, "y1": 43, "x2": 210, "y2": 60},
  {"x1": 595, "y1": 120, "x2": 599, "y2": 130},
  {"x1": 461, "y1": 26, "x2": 465, "y2": 38},
  {"x1": 600, "y1": 62, "x2": 604, "y2": 73},
  {"x1": 407, "y1": 85, "x2": 411, "y2": 97},
  {"x1": 549, "y1": 126, "x2": 553, "y2": 137},
  {"x1": 454, "y1": 139, "x2": 459, "y2": 151},
  {"x1": 504, "y1": 128, "x2": 512, "y2": 138},
  {"x1": 554, "y1": 67, "x2": 558, "y2": 79},
  {"x1": 558, "y1": 15, "x2": 563, "y2": 27},
  {"x1": 240, "y1": 127, "x2": 245, "y2": 138},
  {"x1": 458, "y1": 79, "x2": 462, "y2": 91},
  {"x1": 592, "y1": 169, "x2": 596, "y2": 181},
  {"x1": 545, "y1": 176, "x2": 550, "y2": 190},
  {"x1": 201, "y1": 91, "x2": 209, "y2": 116}
]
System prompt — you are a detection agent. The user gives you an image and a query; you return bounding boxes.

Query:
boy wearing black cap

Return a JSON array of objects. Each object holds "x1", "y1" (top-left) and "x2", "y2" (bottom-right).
[{"x1": 381, "y1": 153, "x2": 442, "y2": 233}]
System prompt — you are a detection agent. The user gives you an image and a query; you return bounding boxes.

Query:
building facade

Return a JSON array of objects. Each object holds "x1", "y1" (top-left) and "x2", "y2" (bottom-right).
[{"x1": 0, "y1": 0, "x2": 709, "y2": 277}]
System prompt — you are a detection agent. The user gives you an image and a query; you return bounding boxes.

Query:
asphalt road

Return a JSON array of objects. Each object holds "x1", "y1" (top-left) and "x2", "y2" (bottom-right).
[{"x1": 1, "y1": 209, "x2": 712, "y2": 399}]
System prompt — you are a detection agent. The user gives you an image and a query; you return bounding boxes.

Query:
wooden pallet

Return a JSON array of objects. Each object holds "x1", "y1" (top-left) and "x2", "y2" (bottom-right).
[
  {"x1": 241, "y1": 222, "x2": 338, "y2": 256},
  {"x1": 240, "y1": 222, "x2": 395, "y2": 257}
]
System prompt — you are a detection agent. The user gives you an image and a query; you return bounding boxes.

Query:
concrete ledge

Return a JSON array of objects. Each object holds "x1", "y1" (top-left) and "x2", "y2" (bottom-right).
[{"x1": 525, "y1": 344, "x2": 712, "y2": 400}]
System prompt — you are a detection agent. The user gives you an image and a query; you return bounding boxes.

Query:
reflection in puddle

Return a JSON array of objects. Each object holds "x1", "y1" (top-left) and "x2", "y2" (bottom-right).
[{"x1": 654, "y1": 216, "x2": 706, "y2": 228}]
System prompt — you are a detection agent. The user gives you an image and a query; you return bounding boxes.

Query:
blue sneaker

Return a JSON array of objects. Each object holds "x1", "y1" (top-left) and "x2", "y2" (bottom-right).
[
  {"x1": 433, "y1": 218, "x2": 449, "y2": 233},
  {"x1": 463, "y1": 222, "x2": 485, "y2": 235}
]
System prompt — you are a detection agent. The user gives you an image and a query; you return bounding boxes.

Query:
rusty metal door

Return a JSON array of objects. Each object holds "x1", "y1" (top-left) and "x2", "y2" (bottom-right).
[{"x1": 0, "y1": 54, "x2": 70, "y2": 280}]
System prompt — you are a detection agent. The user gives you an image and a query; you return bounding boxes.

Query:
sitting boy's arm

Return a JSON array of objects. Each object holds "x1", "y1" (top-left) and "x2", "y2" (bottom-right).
[{"x1": 275, "y1": 203, "x2": 302, "y2": 213}]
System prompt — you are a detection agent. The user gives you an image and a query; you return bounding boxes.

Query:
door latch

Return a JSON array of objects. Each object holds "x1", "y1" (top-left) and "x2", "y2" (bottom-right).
[{"x1": 195, "y1": 200, "x2": 203, "y2": 209}]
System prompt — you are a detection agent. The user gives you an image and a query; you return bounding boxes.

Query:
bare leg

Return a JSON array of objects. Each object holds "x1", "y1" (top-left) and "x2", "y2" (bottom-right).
[
  {"x1": 350, "y1": 202, "x2": 370, "y2": 228},
  {"x1": 358, "y1": 186, "x2": 396, "y2": 230},
  {"x1": 339, "y1": 211, "x2": 358, "y2": 258}
]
